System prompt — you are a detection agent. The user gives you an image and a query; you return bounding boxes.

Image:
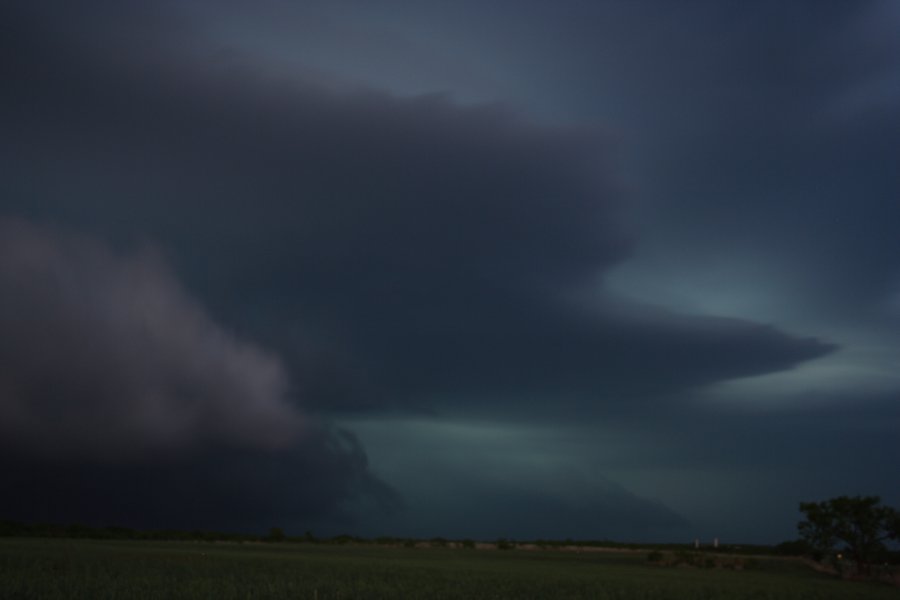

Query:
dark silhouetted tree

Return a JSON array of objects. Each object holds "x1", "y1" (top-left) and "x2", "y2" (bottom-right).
[{"x1": 798, "y1": 495, "x2": 899, "y2": 576}]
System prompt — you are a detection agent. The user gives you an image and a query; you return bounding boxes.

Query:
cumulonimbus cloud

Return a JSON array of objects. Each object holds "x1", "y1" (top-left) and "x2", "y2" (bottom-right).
[{"x1": 0, "y1": 217, "x2": 304, "y2": 461}]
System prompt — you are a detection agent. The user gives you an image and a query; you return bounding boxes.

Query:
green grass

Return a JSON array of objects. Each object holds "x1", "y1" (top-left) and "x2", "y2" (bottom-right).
[{"x1": 1, "y1": 538, "x2": 896, "y2": 599}]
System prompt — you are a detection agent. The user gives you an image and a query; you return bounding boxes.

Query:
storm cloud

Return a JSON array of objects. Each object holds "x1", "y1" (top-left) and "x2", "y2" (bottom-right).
[
  {"x1": 0, "y1": 218, "x2": 302, "y2": 460},
  {"x1": 1, "y1": 0, "x2": 833, "y2": 418},
  {"x1": 0, "y1": 217, "x2": 396, "y2": 531},
  {"x1": 1, "y1": 0, "x2": 893, "y2": 541}
]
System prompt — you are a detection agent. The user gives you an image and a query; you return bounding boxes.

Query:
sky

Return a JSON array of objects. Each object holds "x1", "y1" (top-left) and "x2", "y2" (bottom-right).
[{"x1": 1, "y1": 0, "x2": 898, "y2": 544}]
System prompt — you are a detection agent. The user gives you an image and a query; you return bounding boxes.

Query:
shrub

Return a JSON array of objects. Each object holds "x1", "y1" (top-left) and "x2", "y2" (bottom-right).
[{"x1": 496, "y1": 538, "x2": 515, "y2": 550}]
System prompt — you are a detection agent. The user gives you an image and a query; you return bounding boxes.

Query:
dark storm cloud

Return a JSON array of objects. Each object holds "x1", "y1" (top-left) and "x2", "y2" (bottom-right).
[
  {"x1": 0, "y1": 426, "x2": 398, "y2": 533},
  {"x1": 0, "y1": 0, "x2": 834, "y2": 419},
  {"x1": 0, "y1": 217, "x2": 397, "y2": 529},
  {"x1": 0, "y1": 218, "x2": 303, "y2": 460},
  {"x1": 357, "y1": 297, "x2": 833, "y2": 410},
  {"x1": 0, "y1": 0, "x2": 852, "y2": 538},
  {"x1": 570, "y1": 0, "x2": 900, "y2": 314},
  {"x1": 375, "y1": 1, "x2": 900, "y2": 319}
]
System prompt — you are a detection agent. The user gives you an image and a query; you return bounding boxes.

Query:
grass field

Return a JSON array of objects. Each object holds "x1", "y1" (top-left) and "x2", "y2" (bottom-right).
[{"x1": 1, "y1": 538, "x2": 896, "y2": 599}]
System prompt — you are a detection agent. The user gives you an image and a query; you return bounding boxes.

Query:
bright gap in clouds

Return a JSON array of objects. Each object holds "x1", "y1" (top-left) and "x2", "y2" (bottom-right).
[{"x1": 605, "y1": 248, "x2": 900, "y2": 410}]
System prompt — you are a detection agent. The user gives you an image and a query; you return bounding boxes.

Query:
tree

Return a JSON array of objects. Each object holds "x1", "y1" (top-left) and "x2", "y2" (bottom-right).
[{"x1": 798, "y1": 495, "x2": 899, "y2": 576}]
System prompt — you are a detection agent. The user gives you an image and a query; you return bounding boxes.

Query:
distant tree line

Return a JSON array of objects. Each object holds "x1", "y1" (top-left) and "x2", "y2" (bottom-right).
[
  {"x1": 0, "y1": 519, "x2": 822, "y2": 556},
  {"x1": 7, "y1": 510, "x2": 896, "y2": 570}
]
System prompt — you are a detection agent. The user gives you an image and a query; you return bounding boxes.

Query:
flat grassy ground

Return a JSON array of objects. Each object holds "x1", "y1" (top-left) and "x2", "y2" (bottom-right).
[{"x1": 1, "y1": 538, "x2": 896, "y2": 599}]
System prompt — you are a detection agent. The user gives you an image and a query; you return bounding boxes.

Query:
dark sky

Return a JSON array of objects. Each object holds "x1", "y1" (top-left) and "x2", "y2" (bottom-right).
[{"x1": 2, "y1": 0, "x2": 898, "y2": 543}]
